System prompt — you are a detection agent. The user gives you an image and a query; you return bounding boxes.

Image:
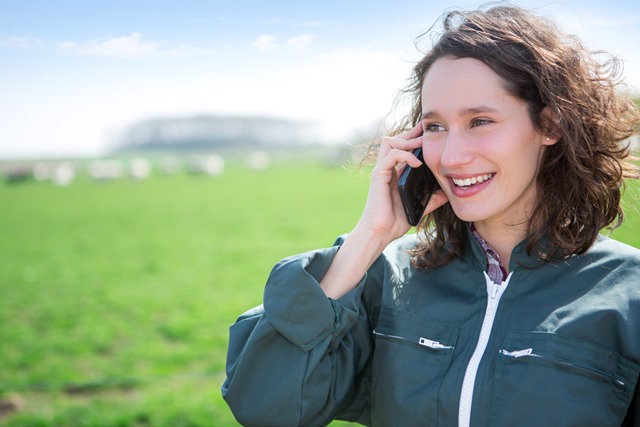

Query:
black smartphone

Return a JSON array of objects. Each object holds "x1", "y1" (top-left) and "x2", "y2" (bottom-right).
[{"x1": 397, "y1": 147, "x2": 440, "y2": 226}]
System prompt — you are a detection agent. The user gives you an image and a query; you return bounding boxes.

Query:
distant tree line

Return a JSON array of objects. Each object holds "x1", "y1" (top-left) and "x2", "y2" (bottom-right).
[{"x1": 113, "y1": 115, "x2": 324, "y2": 152}]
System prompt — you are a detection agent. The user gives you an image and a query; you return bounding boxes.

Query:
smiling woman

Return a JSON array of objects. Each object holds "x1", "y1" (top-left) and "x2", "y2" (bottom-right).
[
  {"x1": 221, "y1": 5, "x2": 640, "y2": 427},
  {"x1": 400, "y1": 5, "x2": 638, "y2": 272},
  {"x1": 418, "y1": 57, "x2": 556, "y2": 269}
]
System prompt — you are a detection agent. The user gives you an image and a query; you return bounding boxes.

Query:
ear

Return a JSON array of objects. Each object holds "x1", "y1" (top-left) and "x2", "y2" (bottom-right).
[{"x1": 541, "y1": 106, "x2": 561, "y2": 146}]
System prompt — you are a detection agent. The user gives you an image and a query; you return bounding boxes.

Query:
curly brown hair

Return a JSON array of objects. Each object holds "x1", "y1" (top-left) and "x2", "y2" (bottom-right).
[{"x1": 380, "y1": 5, "x2": 640, "y2": 269}]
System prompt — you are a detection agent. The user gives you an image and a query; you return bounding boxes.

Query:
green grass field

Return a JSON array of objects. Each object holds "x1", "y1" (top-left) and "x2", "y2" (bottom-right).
[{"x1": 0, "y1": 158, "x2": 638, "y2": 426}]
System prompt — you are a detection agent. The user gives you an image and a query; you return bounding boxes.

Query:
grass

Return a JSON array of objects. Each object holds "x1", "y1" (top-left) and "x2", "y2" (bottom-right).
[
  {"x1": 0, "y1": 157, "x2": 638, "y2": 426},
  {"x1": 0, "y1": 158, "x2": 369, "y2": 426}
]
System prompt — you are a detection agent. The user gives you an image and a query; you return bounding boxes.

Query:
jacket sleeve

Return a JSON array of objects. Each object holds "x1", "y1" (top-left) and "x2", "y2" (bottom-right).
[{"x1": 221, "y1": 244, "x2": 377, "y2": 427}]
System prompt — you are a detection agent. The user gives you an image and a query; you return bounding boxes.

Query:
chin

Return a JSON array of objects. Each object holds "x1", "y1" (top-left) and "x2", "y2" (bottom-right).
[{"x1": 449, "y1": 204, "x2": 491, "y2": 224}]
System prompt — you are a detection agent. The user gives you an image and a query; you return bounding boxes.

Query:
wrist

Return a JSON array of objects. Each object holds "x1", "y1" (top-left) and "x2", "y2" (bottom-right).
[
  {"x1": 319, "y1": 225, "x2": 389, "y2": 300},
  {"x1": 344, "y1": 224, "x2": 391, "y2": 266}
]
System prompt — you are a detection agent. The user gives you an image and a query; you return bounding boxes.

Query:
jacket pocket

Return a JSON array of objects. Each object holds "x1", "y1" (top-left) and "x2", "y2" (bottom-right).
[
  {"x1": 370, "y1": 306, "x2": 459, "y2": 426},
  {"x1": 491, "y1": 331, "x2": 640, "y2": 427}
]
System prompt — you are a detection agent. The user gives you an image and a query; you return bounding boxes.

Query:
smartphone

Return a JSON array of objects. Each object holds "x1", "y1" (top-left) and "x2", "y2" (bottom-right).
[{"x1": 397, "y1": 147, "x2": 440, "y2": 226}]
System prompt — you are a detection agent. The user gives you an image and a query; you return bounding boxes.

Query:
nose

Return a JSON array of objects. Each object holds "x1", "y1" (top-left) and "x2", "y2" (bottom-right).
[{"x1": 439, "y1": 129, "x2": 474, "y2": 169}]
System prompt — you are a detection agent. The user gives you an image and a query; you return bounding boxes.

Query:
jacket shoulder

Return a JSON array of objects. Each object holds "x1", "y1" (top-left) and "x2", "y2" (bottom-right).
[{"x1": 591, "y1": 234, "x2": 640, "y2": 264}]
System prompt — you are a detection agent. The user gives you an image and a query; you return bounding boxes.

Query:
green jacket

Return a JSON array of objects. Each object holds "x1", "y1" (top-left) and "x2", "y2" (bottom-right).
[{"x1": 222, "y1": 233, "x2": 640, "y2": 426}]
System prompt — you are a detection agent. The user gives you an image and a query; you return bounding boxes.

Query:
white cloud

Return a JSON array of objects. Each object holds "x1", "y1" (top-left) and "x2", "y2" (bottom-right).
[
  {"x1": 252, "y1": 34, "x2": 313, "y2": 53},
  {"x1": 252, "y1": 34, "x2": 278, "y2": 52},
  {"x1": 56, "y1": 33, "x2": 205, "y2": 58},
  {"x1": 0, "y1": 36, "x2": 41, "y2": 48}
]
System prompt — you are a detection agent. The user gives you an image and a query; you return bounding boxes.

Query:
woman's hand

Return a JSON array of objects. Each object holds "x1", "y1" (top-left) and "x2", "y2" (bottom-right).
[
  {"x1": 355, "y1": 123, "x2": 449, "y2": 245},
  {"x1": 319, "y1": 123, "x2": 448, "y2": 299}
]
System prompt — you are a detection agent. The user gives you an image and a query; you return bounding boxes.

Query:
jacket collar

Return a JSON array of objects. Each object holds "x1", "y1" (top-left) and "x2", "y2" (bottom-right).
[{"x1": 463, "y1": 224, "x2": 549, "y2": 273}]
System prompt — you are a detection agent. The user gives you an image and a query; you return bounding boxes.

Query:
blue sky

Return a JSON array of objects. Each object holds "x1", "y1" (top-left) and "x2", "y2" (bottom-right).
[{"x1": 2, "y1": 0, "x2": 639, "y2": 159}]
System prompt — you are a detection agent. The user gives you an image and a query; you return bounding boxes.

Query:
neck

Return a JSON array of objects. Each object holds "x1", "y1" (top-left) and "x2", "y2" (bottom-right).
[{"x1": 472, "y1": 221, "x2": 527, "y2": 273}]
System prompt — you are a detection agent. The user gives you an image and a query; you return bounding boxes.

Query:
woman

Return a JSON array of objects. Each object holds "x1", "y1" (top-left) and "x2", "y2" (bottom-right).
[{"x1": 222, "y1": 5, "x2": 640, "y2": 426}]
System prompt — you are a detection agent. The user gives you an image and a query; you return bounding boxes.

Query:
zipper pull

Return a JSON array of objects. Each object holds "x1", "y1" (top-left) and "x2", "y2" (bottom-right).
[
  {"x1": 486, "y1": 282, "x2": 501, "y2": 314},
  {"x1": 419, "y1": 337, "x2": 453, "y2": 350},
  {"x1": 491, "y1": 282, "x2": 500, "y2": 299},
  {"x1": 501, "y1": 347, "x2": 534, "y2": 358}
]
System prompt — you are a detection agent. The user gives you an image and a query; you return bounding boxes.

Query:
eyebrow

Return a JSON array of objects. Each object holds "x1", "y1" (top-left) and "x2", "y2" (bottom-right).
[{"x1": 421, "y1": 106, "x2": 500, "y2": 120}]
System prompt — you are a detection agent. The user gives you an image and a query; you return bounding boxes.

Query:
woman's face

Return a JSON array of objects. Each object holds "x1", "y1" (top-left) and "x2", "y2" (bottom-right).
[{"x1": 421, "y1": 56, "x2": 555, "y2": 232}]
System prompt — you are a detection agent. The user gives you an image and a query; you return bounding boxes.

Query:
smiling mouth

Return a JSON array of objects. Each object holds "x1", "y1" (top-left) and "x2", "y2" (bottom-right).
[{"x1": 452, "y1": 173, "x2": 494, "y2": 188}]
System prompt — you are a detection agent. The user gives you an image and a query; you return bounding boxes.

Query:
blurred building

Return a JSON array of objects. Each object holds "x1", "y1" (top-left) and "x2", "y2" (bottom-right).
[{"x1": 114, "y1": 115, "x2": 322, "y2": 152}]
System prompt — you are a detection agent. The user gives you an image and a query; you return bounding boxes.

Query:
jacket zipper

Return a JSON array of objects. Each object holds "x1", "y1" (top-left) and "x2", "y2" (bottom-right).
[
  {"x1": 500, "y1": 347, "x2": 626, "y2": 386},
  {"x1": 458, "y1": 272, "x2": 512, "y2": 427},
  {"x1": 372, "y1": 330, "x2": 454, "y2": 350}
]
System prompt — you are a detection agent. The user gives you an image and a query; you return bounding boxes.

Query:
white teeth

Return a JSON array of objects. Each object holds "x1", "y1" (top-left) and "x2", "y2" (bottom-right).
[{"x1": 453, "y1": 173, "x2": 493, "y2": 187}]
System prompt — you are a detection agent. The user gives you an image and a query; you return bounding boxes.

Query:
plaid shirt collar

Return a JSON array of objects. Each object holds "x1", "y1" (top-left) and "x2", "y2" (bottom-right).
[{"x1": 470, "y1": 223, "x2": 508, "y2": 285}]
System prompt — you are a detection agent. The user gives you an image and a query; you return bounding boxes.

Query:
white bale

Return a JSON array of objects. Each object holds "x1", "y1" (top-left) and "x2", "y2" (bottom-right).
[
  {"x1": 190, "y1": 154, "x2": 224, "y2": 176},
  {"x1": 247, "y1": 151, "x2": 271, "y2": 171},
  {"x1": 33, "y1": 163, "x2": 52, "y2": 181},
  {"x1": 129, "y1": 158, "x2": 152, "y2": 180},
  {"x1": 52, "y1": 162, "x2": 75, "y2": 186},
  {"x1": 89, "y1": 159, "x2": 124, "y2": 181}
]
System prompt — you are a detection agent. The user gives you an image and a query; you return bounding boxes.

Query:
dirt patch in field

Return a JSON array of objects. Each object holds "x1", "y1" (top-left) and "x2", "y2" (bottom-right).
[{"x1": 0, "y1": 394, "x2": 24, "y2": 418}]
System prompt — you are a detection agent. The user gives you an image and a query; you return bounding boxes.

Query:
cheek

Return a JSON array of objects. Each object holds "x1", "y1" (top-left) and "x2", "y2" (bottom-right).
[
  {"x1": 513, "y1": 136, "x2": 547, "y2": 173},
  {"x1": 422, "y1": 142, "x2": 443, "y2": 171}
]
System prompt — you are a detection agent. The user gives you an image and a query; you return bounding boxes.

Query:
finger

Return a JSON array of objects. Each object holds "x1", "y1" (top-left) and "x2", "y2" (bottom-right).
[
  {"x1": 397, "y1": 122, "x2": 423, "y2": 140},
  {"x1": 372, "y1": 158, "x2": 419, "y2": 187},
  {"x1": 383, "y1": 124, "x2": 423, "y2": 146},
  {"x1": 375, "y1": 147, "x2": 423, "y2": 173},
  {"x1": 379, "y1": 135, "x2": 423, "y2": 160}
]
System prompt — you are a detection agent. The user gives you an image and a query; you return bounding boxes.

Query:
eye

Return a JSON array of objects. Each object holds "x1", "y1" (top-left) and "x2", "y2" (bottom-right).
[
  {"x1": 470, "y1": 118, "x2": 492, "y2": 128},
  {"x1": 423, "y1": 122, "x2": 446, "y2": 133}
]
